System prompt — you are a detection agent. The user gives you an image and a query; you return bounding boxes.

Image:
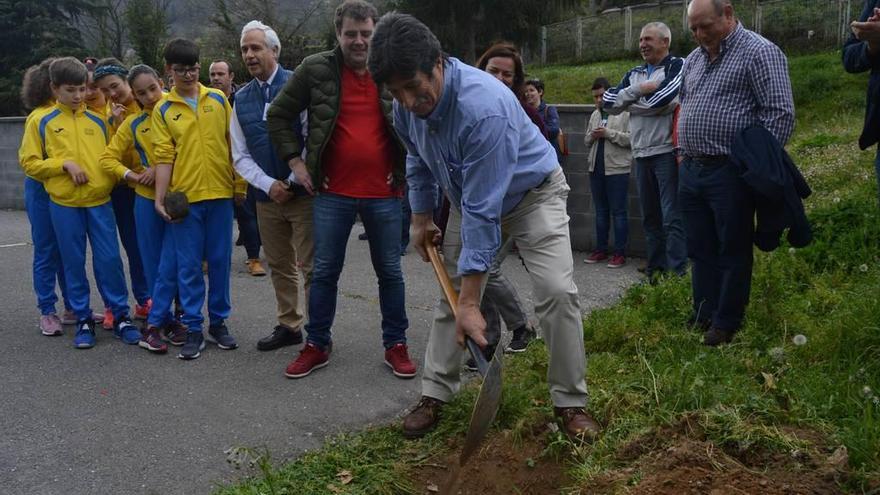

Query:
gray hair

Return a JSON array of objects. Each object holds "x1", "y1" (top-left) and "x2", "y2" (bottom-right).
[
  {"x1": 241, "y1": 20, "x2": 281, "y2": 57},
  {"x1": 641, "y1": 21, "x2": 672, "y2": 44}
]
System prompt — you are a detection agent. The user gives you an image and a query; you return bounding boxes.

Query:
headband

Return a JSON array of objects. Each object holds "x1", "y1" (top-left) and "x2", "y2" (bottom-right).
[{"x1": 93, "y1": 64, "x2": 128, "y2": 81}]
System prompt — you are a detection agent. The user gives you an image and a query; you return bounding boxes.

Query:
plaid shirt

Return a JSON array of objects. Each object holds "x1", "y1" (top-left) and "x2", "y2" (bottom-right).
[{"x1": 678, "y1": 22, "x2": 794, "y2": 157}]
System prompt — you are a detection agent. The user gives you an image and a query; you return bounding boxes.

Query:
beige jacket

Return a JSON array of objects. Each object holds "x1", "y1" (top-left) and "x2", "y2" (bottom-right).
[{"x1": 584, "y1": 109, "x2": 631, "y2": 175}]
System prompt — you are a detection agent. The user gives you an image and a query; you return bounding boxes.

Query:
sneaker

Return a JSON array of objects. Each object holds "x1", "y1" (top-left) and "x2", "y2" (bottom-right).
[
  {"x1": 139, "y1": 326, "x2": 168, "y2": 354},
  {"x1": 284, "y1": 343, "x2": 330, "y2": 378},
  {"x1": 402, "y1": 396, "x2": 445, "y2": 439},
  {"x1": 583, "y1": 250, "x2": 608, "y2": 264},
  {"x1": 178, "y1": 332, "x2": 206, "y2": 360},
  {"x1": 134, "y1": 299, "x2": 152, "y2": 320},
  {"x1": 505, "y1": 326, "x2": 536, "y2": 353},
  {"x1": 207, "y1": 324, "x2": 238, "y2": 350},
  {"x1": 246, "y1": 259, "x2": 267, "y2": 277},
  {"x1": 256, "y1": 325, "x2": 303, "y2": 351},
  {"x1": 162, "y1": 320, "x2": 188, "y2": 346},
  {"x1": 607, "y1": 254, "x2": 626, "y2": 268},
  {"x1": 63, "y1": 310, "x2": 103, "y2": 325},
  {"x1": 114, "y1": 316, "x2": 141, "y2": 345},
  {"x1": 73, "y1": 320, "x2": 96, "y2": 349},
  {"x1": 464, "y1": 344, "x2": 496, "y2": 372},
  {"x1": 102, "y1": 307, "x2": 114, "y2": 331},
  {"x1": 384, "y1": 343, "x2": 417, "y2": 378},
  {"x1": 40, "y1": 314, "x2": 63, "y2": 336}
]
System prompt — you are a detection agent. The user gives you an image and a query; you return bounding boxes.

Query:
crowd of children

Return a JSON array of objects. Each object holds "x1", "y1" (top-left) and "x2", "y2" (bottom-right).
[{"x1": 19, "y1": 39, "x2": 244, "y2": 360}]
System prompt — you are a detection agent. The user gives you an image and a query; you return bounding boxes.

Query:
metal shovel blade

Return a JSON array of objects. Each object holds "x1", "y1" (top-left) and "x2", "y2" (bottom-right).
[{"x1": 426, "y1": 245, "x2": 503, "y2": 467}]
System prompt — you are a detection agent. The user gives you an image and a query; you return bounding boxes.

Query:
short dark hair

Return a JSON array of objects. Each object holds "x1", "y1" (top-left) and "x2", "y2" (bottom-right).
[
  {"x1": 21, "y1": 57, "x2": 56, "y2": 110},
  {"x1": 49, "y1": 57, "x2": 88, "y2": 86},
  {"x1": 476, "y1": 42, "x2": 525, "y2": 95},
  {"x1": 334, "y1": 0, "x2": 378, "y2": 32},
  {"x1": 592, "y1": 77, "x2": 611, "y2": 91},
  {"x1": 210, "y1": 60, "x2": 233, "y2": 75},
  {"x1": 525, "y1": 78, "x2": 544, "y2": 93},
  {"x1": 127, "y1": 64, "x2": 161, "y2": 87},
  {"x1": 163, "y1": 38, "x2": 200, "y2": 66},
  {"x1": 369, "y1": 12, "x2": 443, "y2": 86}
]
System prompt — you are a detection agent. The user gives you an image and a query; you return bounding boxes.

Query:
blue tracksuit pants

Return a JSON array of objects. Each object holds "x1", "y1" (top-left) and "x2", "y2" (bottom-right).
[{"x1": 24, "y1": 177, "x2": 69, "y2": 315}]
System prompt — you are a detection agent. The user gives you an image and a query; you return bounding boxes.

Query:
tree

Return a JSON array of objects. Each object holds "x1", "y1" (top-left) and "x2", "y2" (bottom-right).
[
  {"x1": 0, "y1": 0, "x2": 89, "y2": 115},
  {"x1": 125, "y1": 0, "x2": 169, "y2": 69},
  {"x1": 80, "y1": 0, "x2": 127, "y2": 59},
  {"x1": 390, "y1": 0, "x2": 578, "y2": 63}
]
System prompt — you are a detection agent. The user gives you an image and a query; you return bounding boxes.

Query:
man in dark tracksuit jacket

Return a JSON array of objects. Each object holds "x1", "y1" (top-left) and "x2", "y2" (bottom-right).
[{"x1": 844, "y1": 0, "x2": 880, "y2": 204}]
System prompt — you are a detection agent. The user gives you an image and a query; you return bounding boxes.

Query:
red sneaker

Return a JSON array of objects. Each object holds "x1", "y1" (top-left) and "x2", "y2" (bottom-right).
[
  {"x1": 139, "y1": 326, "x2": 168, "y2": 354},
  {"x1": 134, "y1": 298, "x2": 152, "y2": 320},
  {"x1": 607, "y1": 254, "x2": 626, "y2": 268},
  {"x1": 284, "y1": 343, "x2": 330, "y2": 379},
  {"x1": 384, "y1": 343, "x2": 417, "y2": 378},
  {"x1": 102, "y1": 308, "x2": 114, "y2": 331},
  {"x1": 583, "y1": 250, "x2": 608, "y2": 264}
]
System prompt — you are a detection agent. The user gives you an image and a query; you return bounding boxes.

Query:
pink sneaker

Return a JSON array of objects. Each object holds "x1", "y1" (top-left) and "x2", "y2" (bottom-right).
[
  {"x1": 583, "y1": 250, "x2": 608, "y2": 264},
  {"x1": 607, "y1": 254, "x2": 626, "y2": 268},
  {"x1": 62, "y1": 310, "x2": 103, "y2": 325},
  {"x1": 40, "y1": 314, "x2": 63, "y2": 336}
]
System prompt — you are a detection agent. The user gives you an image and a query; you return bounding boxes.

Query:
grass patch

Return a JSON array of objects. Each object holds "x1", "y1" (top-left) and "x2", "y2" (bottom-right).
[{"x1": 217, "y1": 51, "x2": 880, "y2": 494}]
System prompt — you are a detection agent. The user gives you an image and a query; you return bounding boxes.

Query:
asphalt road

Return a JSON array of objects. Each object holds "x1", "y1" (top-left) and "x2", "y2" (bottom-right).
[{"x1": 0, "y1": 209, "x2": 640, "y2": 495}]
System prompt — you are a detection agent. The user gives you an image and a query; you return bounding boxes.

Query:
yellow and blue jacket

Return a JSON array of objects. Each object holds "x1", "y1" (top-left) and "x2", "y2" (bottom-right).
[
  {"x1": 151, "y1": 84, "x2": 246, "y2": 203},
  {"x1": 100, "y1": 109, "x2": 157, "y2": 199},
  {"x1": 18, "y1": 102, "x2": 114, "y2": 207}
]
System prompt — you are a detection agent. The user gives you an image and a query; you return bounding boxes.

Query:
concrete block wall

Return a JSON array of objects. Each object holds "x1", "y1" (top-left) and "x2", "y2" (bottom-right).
[
  {"x1": 0, "y1": 117, "x2": 26, "y2": 210},
  {"x1": 558, "y1": 104, "x2": 646, "y2": 257},
  {"x1": 0, "y1": 109, "x2": 648, "y2": 256}
]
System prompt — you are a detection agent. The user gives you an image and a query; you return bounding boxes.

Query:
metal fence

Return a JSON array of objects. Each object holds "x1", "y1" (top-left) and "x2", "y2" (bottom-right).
[{"x1": 537, "y1": 0, "x2": 857, "y2": 65}]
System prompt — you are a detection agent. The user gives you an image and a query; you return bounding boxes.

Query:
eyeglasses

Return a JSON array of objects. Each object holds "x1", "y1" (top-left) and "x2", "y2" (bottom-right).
[{"x1": 171, "y1": 65, "x2": 200, "y2": 76}]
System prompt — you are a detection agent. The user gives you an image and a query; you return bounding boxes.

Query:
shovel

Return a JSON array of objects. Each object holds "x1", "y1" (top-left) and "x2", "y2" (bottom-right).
[{"x1": 426, "y1": 244, "x2": 503, "y2": 489}]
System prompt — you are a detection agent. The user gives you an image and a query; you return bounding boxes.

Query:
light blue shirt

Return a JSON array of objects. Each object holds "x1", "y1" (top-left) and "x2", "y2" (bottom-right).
[{"x1": 394, "y1": 58, "x2": 558, "y2": 275}]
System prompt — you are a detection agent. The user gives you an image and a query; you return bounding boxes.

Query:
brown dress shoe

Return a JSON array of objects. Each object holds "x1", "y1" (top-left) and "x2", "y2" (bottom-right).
[
  {"x1": 402, "y1": 396, "x2": 445, "y2": 439},
  {"x1": 554, "y1": 407, "x2": 600, "y2": 441}
]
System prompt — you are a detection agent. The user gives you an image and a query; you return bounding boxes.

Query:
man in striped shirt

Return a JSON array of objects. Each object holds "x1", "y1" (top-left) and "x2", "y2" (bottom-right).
[
  {"x1": 678, "y1": 0, "x2": 794, "y2": 346},
  {"x1": 604, "y1": 22, "x2": 687, "y2": 278}
]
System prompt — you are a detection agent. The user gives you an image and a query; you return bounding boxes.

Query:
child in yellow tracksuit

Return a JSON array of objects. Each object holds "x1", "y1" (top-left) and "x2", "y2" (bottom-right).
[
  {"x1": 151, "y1": 38, "x2": 247, "y2": 360},
  {"x1": 100, "y1": 64, "x2": 185, "y2": 355},
  {"x1": 93, "y1": 58, "x2": 152, "y2": 327},
  {"x1": 18, "y1": 57, "x2": 139, "y2": 349}
]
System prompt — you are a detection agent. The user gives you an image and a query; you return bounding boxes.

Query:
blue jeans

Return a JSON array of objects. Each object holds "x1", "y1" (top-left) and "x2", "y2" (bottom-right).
[
  {"x1": 634, "y1": 152, "x2": 687, "y2": 274},
  {"x1": 305, "y1": 193, "x2": 408, "y2": 349},
  {"x1": 589, "y1": 159, "x2": 629, "y2": 256},
  {"x1": 679, "y1": 158, "x2": 754, "y2": 332}
]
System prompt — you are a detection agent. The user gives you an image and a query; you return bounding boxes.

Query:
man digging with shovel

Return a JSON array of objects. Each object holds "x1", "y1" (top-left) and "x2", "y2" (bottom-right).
[{"x1": 368, "y1": 13, "x2": 601, "y2": 441}]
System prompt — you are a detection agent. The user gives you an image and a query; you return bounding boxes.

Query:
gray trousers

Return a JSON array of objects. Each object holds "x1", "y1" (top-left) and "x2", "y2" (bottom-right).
[
  {"x1": 481, "y1": 237, "x2": 530, "y2": 347},
  {"x1": 421, "y1": 168, "x2": 588, "y2": 407}
]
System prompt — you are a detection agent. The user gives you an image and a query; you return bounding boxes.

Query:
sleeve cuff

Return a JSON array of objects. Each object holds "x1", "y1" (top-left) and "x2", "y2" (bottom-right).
[
  {"x1": 256, "y1": 176, "x2": 275, "y2": 195},
  {"x1": 457, "y1": 247, "x2": 495, "y2": 276}
]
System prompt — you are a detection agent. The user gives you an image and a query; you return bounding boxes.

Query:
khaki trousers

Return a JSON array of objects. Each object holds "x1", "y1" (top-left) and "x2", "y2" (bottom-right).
[
  {"x1": 256, "y1": 196, "x2": 314, "y2": 330},
  {"x1": 421, "y1": 167, "x2": 588, "y2": 408}
]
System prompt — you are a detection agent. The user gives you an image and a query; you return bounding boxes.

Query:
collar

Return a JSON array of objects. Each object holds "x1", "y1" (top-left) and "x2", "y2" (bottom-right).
[
  {"x1": 700, "y1": 21, "x2": 744, "y2": 58},
  {"x1": 259, "y1": 64, "x2": 281, "y2": 86},
  {"x1": 424, "y1": 58, "x2": 454, "y2": 129},
  {"x1": 167, "y1": 83, "x2": 206, "y2": 104},
  {"x1": 55, "y1": 102, "x2": 87, "y2": 116}
]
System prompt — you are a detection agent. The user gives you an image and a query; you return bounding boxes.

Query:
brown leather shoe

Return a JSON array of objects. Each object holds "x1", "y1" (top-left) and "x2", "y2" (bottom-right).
[
  {"x1": 402, "y1": 396, "x2": 445, "y2": 439},
  {"x1": 554, "y1": 407, "x2": 600, "y2": 441},
  {"x1": 246, "y1": 258, "x2": 267, "y2": 277}
]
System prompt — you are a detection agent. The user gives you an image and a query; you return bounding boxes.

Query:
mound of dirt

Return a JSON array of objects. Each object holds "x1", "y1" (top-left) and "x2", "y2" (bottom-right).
[
  {"x1": 408, "y1": 425, "x2": 570, "y2": 494},
  {"x1": 408, "y1": 420, "x2": 850, "y2": 494}
]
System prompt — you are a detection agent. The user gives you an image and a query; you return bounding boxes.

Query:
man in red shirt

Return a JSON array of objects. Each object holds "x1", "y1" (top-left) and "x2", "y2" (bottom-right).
[{"x1": 267, "y1": 0, "x2": 414, "y2": 379}]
